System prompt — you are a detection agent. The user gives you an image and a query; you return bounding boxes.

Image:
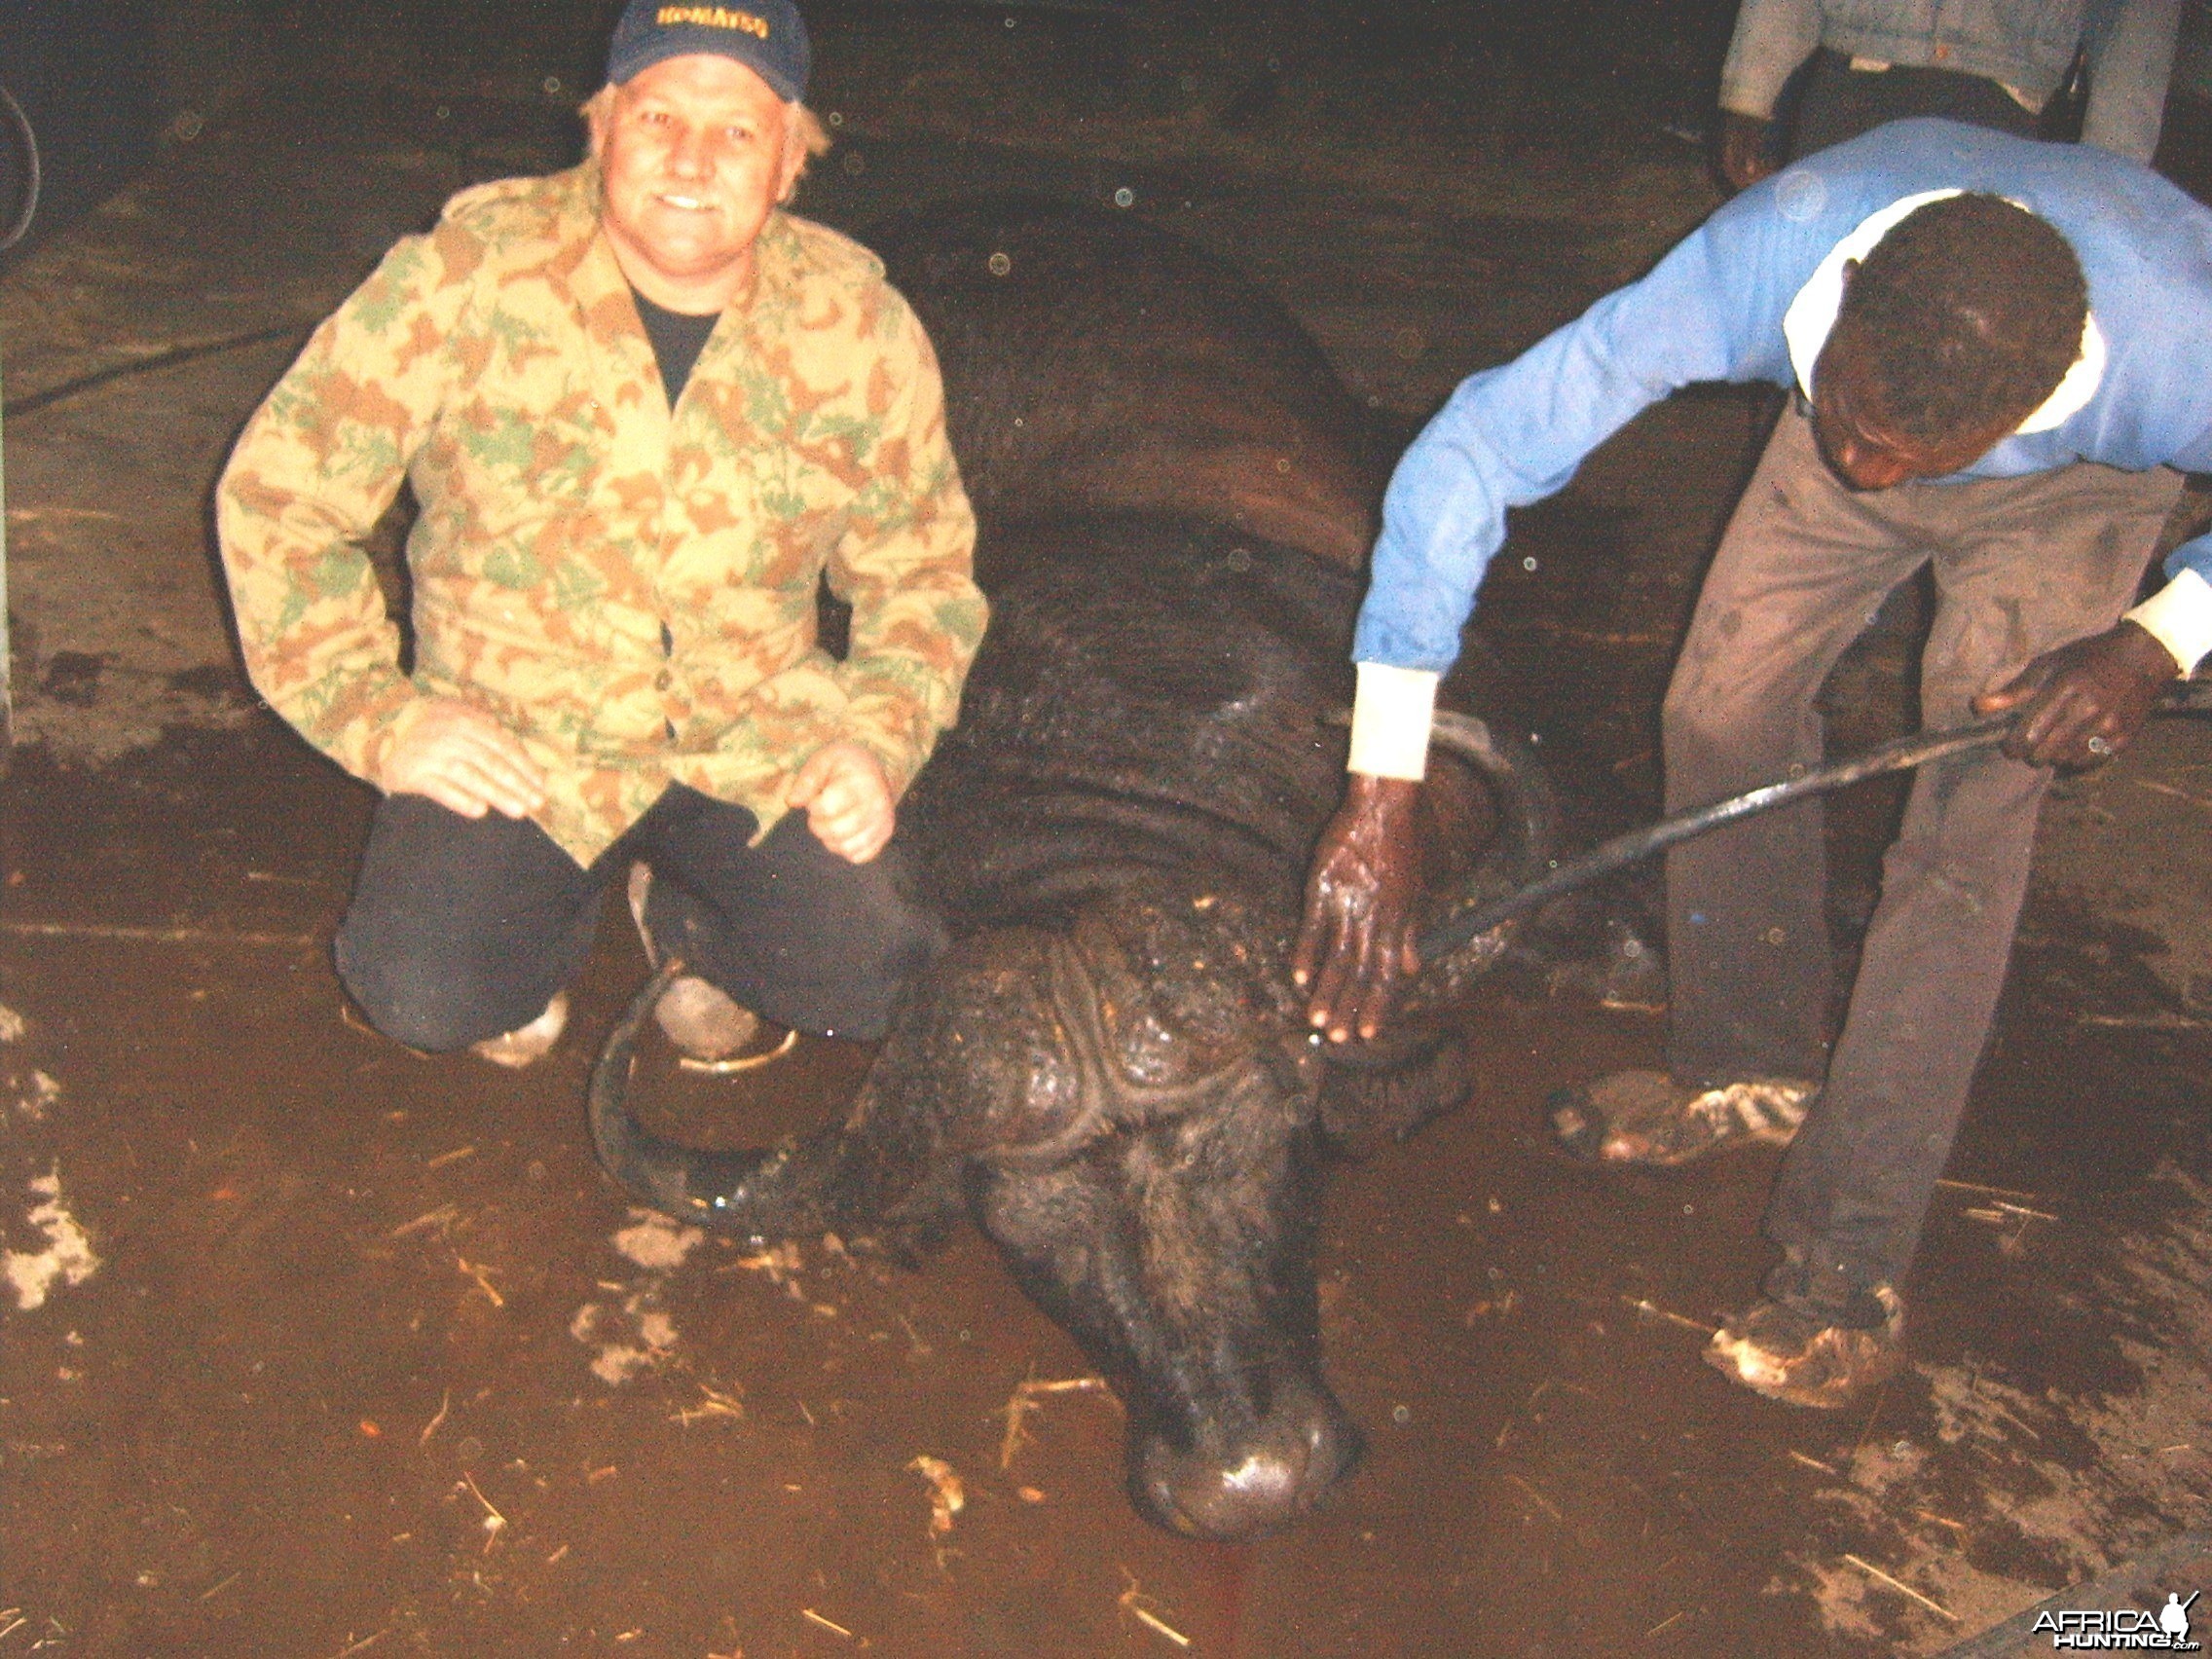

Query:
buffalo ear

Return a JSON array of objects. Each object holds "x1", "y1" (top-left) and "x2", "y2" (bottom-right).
[{"x1": 1314, "y1": 1029, "x2": 1473, "y2": 1154}]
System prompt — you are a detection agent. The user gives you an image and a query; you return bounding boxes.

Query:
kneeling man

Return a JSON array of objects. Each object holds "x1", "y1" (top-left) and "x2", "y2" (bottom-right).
[{"x1": 219, "y1": 0, "x2": 983, "y2": 1064}]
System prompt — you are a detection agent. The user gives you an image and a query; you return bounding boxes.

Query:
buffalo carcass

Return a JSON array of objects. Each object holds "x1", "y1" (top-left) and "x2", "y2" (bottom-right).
[{"x1": 590, "y1": 198, "x2": 1553, "y2": 1542}]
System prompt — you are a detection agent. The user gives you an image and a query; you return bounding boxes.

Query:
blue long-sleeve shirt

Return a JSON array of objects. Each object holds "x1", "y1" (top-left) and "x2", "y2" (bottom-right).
[{"x1": 1354, "y1": 119, "x2": 2212, "y2": 681}]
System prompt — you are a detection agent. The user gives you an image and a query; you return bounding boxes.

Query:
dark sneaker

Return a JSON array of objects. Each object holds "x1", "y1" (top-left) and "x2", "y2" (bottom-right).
[
  {"x1": 626, "y1": 863, "x2": 762, "y2": 1063},
  {"x1": 468, "y1": 990, "x2": 570, "y2": 1069},
  {"x1": 1704, "y1": 1283, "x2": 1905, "y2": 1409},
  {"x1": 1548, "y1": 1068, "x2": 1815, "y2": 1165}
]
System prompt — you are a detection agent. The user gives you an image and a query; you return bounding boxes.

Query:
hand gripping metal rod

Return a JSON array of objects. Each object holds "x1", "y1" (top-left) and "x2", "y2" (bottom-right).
[{"x1": 1416, "y1": 682, "x2": 2212, "y2": 966}]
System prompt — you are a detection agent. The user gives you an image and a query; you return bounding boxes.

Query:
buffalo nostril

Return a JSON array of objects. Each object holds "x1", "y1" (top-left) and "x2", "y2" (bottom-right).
[
  {"x1": 1131, "y1": 1383, "x2": 1362, "y2": 1542},
  {"x1": 1138, "y1": 1447, "x2": 1301, "y2": 1543}
]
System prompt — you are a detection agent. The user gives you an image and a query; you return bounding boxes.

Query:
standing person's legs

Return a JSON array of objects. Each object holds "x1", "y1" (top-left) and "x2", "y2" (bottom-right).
[
  {"x1": 335, "y1": 794, "x2": 607, "y2": 1052},
  {"x1": 1789, "y1": 50, "x2": 2040, "y2": 160},
  {"x1": 631, "y1": 788, "x2": 946, "y2": 1043},
  {"x1": 1552, "y1": 407, "x2": 1928, "y2": 1165},
  {"x1": 1663, "y1": 407, "x2": 1929, "y2": 1086},
  {"x1": 1763, "y1": 461, "x2": 2186, "y2": 1298}
]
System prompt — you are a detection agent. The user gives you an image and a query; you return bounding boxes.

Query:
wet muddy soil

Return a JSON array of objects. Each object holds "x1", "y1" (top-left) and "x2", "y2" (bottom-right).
[{"x1": 6, "y1": 15, "x2": 2212, "y2": 1655}]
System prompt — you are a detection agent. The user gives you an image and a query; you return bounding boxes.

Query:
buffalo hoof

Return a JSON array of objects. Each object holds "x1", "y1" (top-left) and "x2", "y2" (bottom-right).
[{"x1": 1131, "y1": 1378, "x2": 1363, "y2": 1542}]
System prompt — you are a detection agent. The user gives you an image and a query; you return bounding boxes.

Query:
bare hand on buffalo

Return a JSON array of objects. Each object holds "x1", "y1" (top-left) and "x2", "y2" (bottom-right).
[
  {"x1": 376, "y1": 696, "x2": 548, "y2": 820},
  {"x1": 1294, "y1": 774, "x2": 1424, "y2": 1042},
  {"x1": 788, "y1": 740, "x2": 897, "y2": 864},
  {"x1": 1971, "y1": 619, "x2": 2179, "y2": 769}
]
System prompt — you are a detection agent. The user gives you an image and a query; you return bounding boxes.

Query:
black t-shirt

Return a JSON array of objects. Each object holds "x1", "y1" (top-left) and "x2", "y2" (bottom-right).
[{"x1": 631, "y1": 287, "x2": 720, "y2": 407}]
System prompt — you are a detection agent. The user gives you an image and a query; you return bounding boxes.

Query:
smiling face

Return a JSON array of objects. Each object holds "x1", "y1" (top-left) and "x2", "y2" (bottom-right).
[{"x1": 588, "y1": 54, "x2": 806, "y2": 314}]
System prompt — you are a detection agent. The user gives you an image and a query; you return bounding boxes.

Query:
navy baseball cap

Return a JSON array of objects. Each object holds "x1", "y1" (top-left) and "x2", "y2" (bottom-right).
[{"x1": 606, "y1": 0, "x2": 811, "y2": 102}]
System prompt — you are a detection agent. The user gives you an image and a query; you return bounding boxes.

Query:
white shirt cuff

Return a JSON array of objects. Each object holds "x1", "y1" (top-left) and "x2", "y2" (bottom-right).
[
  {"x1": 2125, "y1": 569, "x2": 2212, "y2": 677},
  {"x1": 1347, "y1": 662, "x2": 1439, "y2": 781}
]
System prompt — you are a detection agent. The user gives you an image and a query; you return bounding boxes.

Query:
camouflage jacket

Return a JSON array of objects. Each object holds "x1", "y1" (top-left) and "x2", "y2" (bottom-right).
[{"x1": 218, "y1": 162, "x2": 983, "y2": 866}]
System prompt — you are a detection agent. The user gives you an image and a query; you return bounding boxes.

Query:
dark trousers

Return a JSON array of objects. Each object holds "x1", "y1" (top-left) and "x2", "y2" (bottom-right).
[
  {"x1": 1663, "y1": 406, "x2": 2182, "y2": 1289},
  {"x1": 334, "y1": 786, "x2": 945, "y2": 1050},
  {"x1": 1789, "y1": 49, "x2": 2040, "y2": 161}
]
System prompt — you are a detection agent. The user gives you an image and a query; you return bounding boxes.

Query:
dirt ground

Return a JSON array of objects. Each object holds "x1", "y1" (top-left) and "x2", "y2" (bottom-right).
[{"x1": 6, "y1": 4, "x2": 2212, "y2": 1654}]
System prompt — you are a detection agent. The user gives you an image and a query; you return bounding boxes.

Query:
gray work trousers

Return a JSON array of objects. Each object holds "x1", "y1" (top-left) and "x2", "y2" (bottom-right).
[{"x1": 1662, "y1": 404, "x2": 2182, "y2": 1290}]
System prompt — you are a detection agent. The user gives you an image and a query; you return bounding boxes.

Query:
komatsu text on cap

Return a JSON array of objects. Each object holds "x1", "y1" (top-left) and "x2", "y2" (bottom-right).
[{"x1": 606, "y1": 0, "x2": 810, "y2": 101}]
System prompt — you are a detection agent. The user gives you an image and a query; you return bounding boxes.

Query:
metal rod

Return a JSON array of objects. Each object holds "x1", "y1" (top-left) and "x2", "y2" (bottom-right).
[
  {"x1": 2, "y1": 324, "x2": 304, "y2": 420},
  {"x1": 1417, "y1": 683, "x2": 2212, "y2": 964}
]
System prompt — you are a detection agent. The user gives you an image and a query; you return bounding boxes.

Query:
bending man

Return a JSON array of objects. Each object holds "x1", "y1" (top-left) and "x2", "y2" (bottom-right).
[{"x1": 1297, "y1": 119, "x2": 2212, "y2": 1408}]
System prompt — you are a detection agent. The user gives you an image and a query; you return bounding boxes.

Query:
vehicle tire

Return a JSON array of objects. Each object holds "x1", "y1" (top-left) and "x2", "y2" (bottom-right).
[{"x1": 0, "y1": 82, "x2": 40, "y2": 252}]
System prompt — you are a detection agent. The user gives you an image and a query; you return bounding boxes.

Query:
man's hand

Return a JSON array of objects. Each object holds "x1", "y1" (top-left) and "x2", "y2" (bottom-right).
[
  {"x1": 378, "y1": 697, "x2": 549, "y2": 820},
  {"x1": 1291, "y1": 774, "x2": 1423, "y2": 1044},
  {"x1": 789, "y1": 742, "x2": 896, "y2": 864},
  {"x1": 1972, "y1": 620, "x2": 2181, "y2": 768},
  {"x1": 1717, "y1": 111, "x2": 1778, "y2": 193}
]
